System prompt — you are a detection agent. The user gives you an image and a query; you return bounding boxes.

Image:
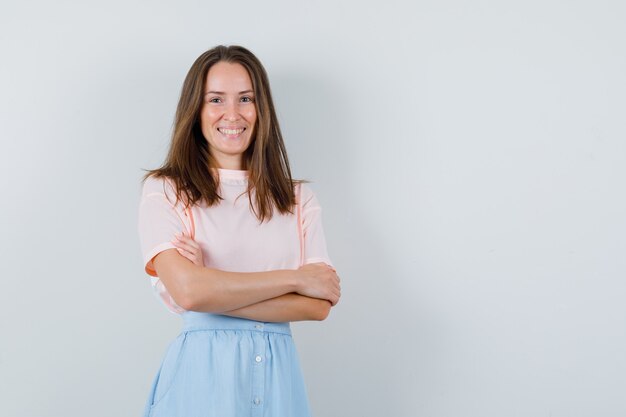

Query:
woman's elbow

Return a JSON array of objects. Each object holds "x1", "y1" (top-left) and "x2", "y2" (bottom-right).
[
  {"x1": 163, "y1": 277, "x2": 196, "y2": 311},
  {"x1": 175, "y1": 278, "x2": 214, "y2": 312},
  {"x1": 175, "y1": 275, "x2": 224, "y2": 312},
  {"x1": 156, "y1": 270, "x2": 202, "y2": 311},
  {"x1": 313, "y1": 300, "x2": 332, "y2": 321},
  {"x1": 175, "y1": 290, "x2": 197, "y2": 312}
]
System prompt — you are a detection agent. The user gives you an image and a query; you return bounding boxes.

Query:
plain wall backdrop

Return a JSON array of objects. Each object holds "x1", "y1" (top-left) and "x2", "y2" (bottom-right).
[{"x1": 1, "y1": 1, "x2": 625, "y2": 416}]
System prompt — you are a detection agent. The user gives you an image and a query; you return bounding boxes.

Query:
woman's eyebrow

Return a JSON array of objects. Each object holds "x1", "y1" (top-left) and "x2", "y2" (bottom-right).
[{"x1": 204, "y1": 90, "x2": 254, "y2": 96}]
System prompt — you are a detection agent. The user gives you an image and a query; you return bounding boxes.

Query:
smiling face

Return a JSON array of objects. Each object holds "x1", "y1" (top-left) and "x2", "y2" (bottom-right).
[{"x1": 200, "y1": 61, "x2": 257, "y2": 169}]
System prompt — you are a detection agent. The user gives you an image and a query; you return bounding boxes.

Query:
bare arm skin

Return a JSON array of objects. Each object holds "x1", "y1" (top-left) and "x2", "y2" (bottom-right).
[
  {"x1": 221, "y1": 293, "x2": 332, "y2": 322},
  {"x1": 153, "y1": 248, "x2": 340, "y2": 314}
]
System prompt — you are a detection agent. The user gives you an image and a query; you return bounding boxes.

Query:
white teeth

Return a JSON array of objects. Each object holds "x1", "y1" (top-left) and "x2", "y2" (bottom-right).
[{"x1": 219, "y1": 128, "x2": 244, "y2": 135}]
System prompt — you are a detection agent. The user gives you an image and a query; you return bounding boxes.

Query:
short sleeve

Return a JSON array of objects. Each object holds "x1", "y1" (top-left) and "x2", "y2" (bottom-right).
[
  {"x1": 137, "y1": 176, "x2": 193, "y2": 315},
  {"x1": 299, "y1": 183, "x2": 334, "y2": 268},
  {"x1": 138, "y1": 176, "x2": 193, "y2": 277}
]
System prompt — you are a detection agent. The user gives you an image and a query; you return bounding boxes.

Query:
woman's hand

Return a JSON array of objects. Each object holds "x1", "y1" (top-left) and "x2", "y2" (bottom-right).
[
  {"x1": 295, "y1": 263, "x2": 341, "y2": 306},
  {"x1": 171, "y1": 233, "x2": 204, "y2": 267}
]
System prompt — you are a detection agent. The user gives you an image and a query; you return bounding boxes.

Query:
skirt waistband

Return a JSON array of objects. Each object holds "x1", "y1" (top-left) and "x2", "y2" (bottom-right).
[{"x1": 181, "y1": 311, "x2": 292, "y2": 336}]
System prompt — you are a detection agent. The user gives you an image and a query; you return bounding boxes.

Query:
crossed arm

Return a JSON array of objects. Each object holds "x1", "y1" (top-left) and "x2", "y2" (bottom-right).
[{"x1": 152, "y1": 237, "x2": 340, "y2": 322}]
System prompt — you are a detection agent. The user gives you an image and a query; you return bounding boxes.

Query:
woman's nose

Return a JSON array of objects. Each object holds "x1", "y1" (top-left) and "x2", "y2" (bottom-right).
[{"x1": 223, "y1": 101, "x2": 240, "y2": 121}]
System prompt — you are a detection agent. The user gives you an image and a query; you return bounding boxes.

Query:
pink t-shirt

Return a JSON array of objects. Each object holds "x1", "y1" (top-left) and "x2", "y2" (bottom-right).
[{"x1": 137, "y1": 168, "x2": 334, "y2": 314}]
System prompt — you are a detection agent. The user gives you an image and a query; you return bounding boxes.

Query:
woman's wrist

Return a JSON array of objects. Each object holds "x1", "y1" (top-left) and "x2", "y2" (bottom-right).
[{"x1": 282, "y1": 268, "x2": 301, "y2": 294}]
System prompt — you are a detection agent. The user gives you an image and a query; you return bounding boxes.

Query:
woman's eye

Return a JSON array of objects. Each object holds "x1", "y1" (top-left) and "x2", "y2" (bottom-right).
[
  {"x1": 241, "y1": 96, "x2": 254, "y2": 103},
  {"x1": 208, "y1": 97, "x2": 221, "y2": 103}
]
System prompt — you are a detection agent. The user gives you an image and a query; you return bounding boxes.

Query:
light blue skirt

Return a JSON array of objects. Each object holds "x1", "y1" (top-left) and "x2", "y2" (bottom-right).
[{"x1": 142, "y1": 312, "x2": 312, "y2": 417}]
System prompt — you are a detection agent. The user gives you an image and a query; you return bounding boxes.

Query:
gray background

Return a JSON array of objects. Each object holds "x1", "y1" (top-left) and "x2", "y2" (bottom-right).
[{"x1": 1, "y1": 1, "x2": 625, "y2": 416}]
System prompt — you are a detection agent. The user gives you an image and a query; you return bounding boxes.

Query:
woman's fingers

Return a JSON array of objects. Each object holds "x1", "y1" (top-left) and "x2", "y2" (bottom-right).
[
  {"x1": 175, "y1": 247, "x2": 203, "y2": 265},
  {"x1": 176, "y1": 247, "x2": 194, "y2": 259},
  {"x1": 171, "y1": 233, "x2": 204, "y2": 266},
  {"x1": 326, "y1": 277, "x2": 341, "y2": 306},
  {"x1": 172, "y1": 233, "x2": 198, "y2": 250},
  {"x1": 294, "y1": 262, "x2": 341, "y2": 304},
  {"x1": 172, "y1": 236, "x2": 200, "y2": 252}
]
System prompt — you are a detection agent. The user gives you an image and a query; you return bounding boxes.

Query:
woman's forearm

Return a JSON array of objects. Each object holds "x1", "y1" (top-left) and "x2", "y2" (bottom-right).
[
  {"x1": 154, "y1": 249, "x2": 339, "y2": 314},
  {"x1": 184, "y1": 266, "x2": 300, "y2": 313},
  {"x1": 221, "y1": 293, "x2": 332, "y2": 322},
  {"x1": 153, "y1": 250, "x2": 299, "y2": 313}
]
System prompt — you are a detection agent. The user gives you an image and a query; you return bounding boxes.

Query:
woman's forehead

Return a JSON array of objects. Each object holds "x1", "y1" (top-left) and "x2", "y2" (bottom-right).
[{"x1": 205, "y1": 62, "x2": 253, "y2": 92}]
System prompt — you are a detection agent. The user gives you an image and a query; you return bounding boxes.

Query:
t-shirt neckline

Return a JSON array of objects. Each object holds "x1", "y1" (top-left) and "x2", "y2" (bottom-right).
[
  {"x1": 211, "y1": 167, "x2": 249, "y2": 185},
  {"x1": 215, "y1": 168, "x2": 249, "y2": 178}
]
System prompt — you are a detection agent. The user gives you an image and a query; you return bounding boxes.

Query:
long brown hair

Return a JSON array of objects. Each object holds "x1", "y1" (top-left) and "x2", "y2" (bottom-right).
[{"x1": 142, "y1": 45, "x2": 304, "y2": 223}]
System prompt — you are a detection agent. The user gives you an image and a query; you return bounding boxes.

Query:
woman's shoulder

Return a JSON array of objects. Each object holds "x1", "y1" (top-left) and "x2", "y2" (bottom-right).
[
  {"x1": 141, "y1": 174, "x2": 179, "y2": 200},
  {"x1": 295, "y1": 181, "x2": 319, "y2": 208}
]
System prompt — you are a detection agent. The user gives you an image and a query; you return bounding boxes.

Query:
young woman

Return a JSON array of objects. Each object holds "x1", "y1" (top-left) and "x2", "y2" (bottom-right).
[{"x1": 137, "y1": 45, "x2": 340, "y2": 417}]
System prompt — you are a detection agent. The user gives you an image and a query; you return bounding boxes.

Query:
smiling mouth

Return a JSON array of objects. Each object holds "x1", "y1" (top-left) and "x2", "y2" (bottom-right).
[{"x1": 218, "y1": 127, "x2": 245, "y2": 135}]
